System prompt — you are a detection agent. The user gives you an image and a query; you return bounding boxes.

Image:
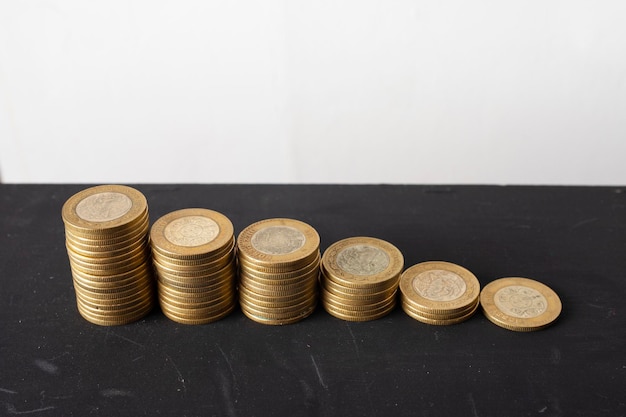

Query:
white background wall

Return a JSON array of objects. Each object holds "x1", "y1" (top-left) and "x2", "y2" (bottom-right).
[{"x1": 1, "y1": 1, "x2": 625, "y2": 184}]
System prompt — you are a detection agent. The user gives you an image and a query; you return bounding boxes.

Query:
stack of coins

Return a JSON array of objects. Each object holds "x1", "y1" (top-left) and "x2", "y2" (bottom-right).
[
  {"x1": 321, "y1": 237, "x2": 404, "y2": 322},
  {"x1": 237, "y1": 218, "x2": 320, "y2": 325},
  {"x1": 400, "y1": 261, "x2": 480, "y2": 325},
  {"x1": 150, "y1": 208, "x2": 237, "y2": 324},
  {"x1": 61, "y1": 185, "x2": 155, "y2": 326},
  {"x1": 480, "y1": 277, "x2": 562, "y2": 332}
]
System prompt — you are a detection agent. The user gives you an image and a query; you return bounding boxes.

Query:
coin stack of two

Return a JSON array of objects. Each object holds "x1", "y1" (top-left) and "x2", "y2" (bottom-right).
[
  {"x1": 320, "y1": 237, "x2": 404, "y2": 322},
  {"x1": 62, "y1": 185, "x2": 155, "y2": 326},
  {"x1": 237, "y1": 219, "x2": 320, "y2": 325},
  {"x1": 150, "y1": 209, "x2": 237, "y2": 324},
  {"x1": 399, "y1": 261, "x2": 481, "y2": 325}
]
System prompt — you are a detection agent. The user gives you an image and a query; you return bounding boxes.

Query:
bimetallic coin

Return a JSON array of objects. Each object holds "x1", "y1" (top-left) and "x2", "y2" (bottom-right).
[
  {"x1": 150, "y1": 208, "x2": 234, "y2": 260},
  {"x1": 321, "y1": 237, "x2": 404, "y2": 289},
  {"x1": 480, "y1": 277, "x2": 562, "y2": 332},
  {"x1": 237, "y1": 218, "x2": 320, "y2": 268},
  {"x1": 400, "y1": 261, "x2": 481, "y2": 315}
]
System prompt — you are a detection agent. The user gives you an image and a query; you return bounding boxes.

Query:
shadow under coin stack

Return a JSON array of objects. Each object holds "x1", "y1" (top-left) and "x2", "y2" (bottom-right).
[
  {"x1": 61, "y1": 185, "x2": 155, "y2": 326},
  {"x1": 321, "y1": 237, "x2": 404, "y2": 322},
  {"x1": 399, "y1": 261, "x2": 480, "y2": 325},
  {"x1": 150, "y1": 209, "x2": 237, "y2": 324},
  {"x1": 237, "y1": 218, "x2": 320, "y2": 325}
]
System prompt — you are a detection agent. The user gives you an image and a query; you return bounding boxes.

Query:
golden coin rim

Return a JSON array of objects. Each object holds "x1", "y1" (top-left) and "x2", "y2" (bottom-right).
[
  {"x1": 237, "y1": 218, "x2": 320, "y2": 267},
  {"x1": 321, "y1": 237, "x2": 404, "y2": 288},
  {"x1": 150, "y1": 208, "x2": 234, "y2": 259}
]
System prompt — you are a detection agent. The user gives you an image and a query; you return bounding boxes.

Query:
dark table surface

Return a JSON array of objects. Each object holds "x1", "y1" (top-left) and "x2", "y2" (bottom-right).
[{"x1": 1, "y1": 184, "x2": 625, "y2": 417}]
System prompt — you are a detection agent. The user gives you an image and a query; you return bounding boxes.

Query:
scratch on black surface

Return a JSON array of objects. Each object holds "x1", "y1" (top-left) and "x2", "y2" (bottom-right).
[
  {"x1": 34, "y1": 359, "x2": 58, "y2": 375},
  {"x1": 216, "y1": 344, "x2": 238, "y2": 388},
  {"x1": 310, "y1": 355, "x2": 328, "y2": 390},
  {"x1": 468, "y1": 393, "x2": 479, "y2": 417},
  {"x1": 217, "y1": 371, "x2": 237, "y2": 417},
  {"x1": 165, "y1": 354, "x2": 187, "y2": 394},
  {"x1": 0, "y1": 388, "x2": 18, "y2": 394},
  {"x1": 105, "y1": 329, "x2": 145, "y2": 348},
  {"x1": 100, "y1": 389, "x2": 134, "y2": 398},
  {"x1": 571, "y1": 217, "x2": 598, "y2": 230},
  {"x1": 345, "y1": 323, "x2": 361, "y2": 359},
  {"x1": 5, "y1": 404, "x2": 55, "y2": 414}
]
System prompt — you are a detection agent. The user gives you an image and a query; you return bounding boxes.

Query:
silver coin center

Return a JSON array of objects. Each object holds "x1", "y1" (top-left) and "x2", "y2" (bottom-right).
[
  {"x1": 251, "y1": 226, "x2": 306, "y2": 255},
  {"x1": 413, "y1": 269, "x2": 467, "y2": 301},
  {"x1": 336, "y1": 244, "x2": 390, "y2": 276},
  {"x1": 75, "y1": 192, "x2": 132, "y2": 222},
  {"x1": 164, "y1": 216, "x2": 220, "y2": 247},
  {"x1": 494, "y1": 285, "x2": 547, "y2": 318}
]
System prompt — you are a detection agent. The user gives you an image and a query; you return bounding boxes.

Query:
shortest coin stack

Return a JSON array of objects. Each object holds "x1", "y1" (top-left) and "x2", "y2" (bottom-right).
[
  {"x1": 321, "y1": 237, "x2": 404, "y2": 322},
  {"x1": 150, "y1": 208, "x2": 237, "y2": 324},
  {"x1": 62, "y1": 185, "x2": 155, "y2": 326},
  {"x1": 237, "y1": 218, "x2": 320, "y2": 325},
  {"x1": 400, "y1": 261, "x2": 480, "y2": 325},
  {"x1": 480, "y1": 277, "x2": 562, "y2": 332}
]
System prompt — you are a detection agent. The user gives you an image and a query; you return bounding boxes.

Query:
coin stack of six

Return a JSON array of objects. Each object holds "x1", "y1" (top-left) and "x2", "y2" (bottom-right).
[
  {"x1": 321, "y1": 237, "x2": 404, "y2": 322},
  {"x1": 480, "y1": 277, "x2": 562, "y2": 332},
  {"x1": 400, "y1": 261, "x2": 481, "y2": 325},
  {"x1": 237, "y1": 218, "x2": 320, "y2": 325},
  {"x1": 61, "y1": 185, "x2": 155, "y2": 326},
  {"x1": 150, "y1": 208, "x2": 238, "y2": 324}
]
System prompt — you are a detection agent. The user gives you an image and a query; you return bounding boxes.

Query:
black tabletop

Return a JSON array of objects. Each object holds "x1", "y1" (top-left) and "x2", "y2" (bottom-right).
[{"x1": 1, "y1": 184, "x2": 625, "y2": 417}]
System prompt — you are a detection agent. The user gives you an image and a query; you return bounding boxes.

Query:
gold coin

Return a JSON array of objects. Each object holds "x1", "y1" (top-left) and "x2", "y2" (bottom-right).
[
  {"x1": 161, "y1": 303, "x2": 235, "y2": 325},
  {"x1": 238, "y1": 255, "x2": 320, "y2": 280},
  {"x1": 322, "y1": 278, "x2": 396, "y2": 301},
  {"x1": 321, "y1": 237, "x2": 403, "y2": 290},
  {"x1": 480, "y1": 277, "x2": 562, "y2": 332},
  {"x1": 76, "y1": 299, "x2": 154, "y2": 326},
  {"x1": 239, "y1": 305, "x2": 316, "y2": 325},
  {"x1": 159, "y1": 296, "x2": 235, "y2": 317},
  {"x1": 150, "y1": 208, "x2": 234, "y2": 260},
  {"x1": 66, "y1": 240, "x2": 149, "y2": 265},
  {"x1": 64, "y1": 214, "x2": 150, "y2": 246},
  {"x1": 238, "y1": 274, "x2": 317, "y2": 297},
  {"x1": 321, "y1": 286, "x2": 396, "y2": 308},
  {"x1": 158, "y1": 281, "x2": 234, "y2": 301},
  {"x1": 158, "y1": 289, "x2": 235, "y2": 309},
  {"x1": 151, "y1": 238, "x2": 235, "y2": 267},
  {"x1": 71, "y1": 262, "x2": 152, "y2": 284},
  {"x1": 62, "y1": 185, "x2": 148, "y2": 236},
  {"x1": 402, "y1": 299, "x2": 479, "y2": 325},
  {"x1": 323, "y1": 299, "x2": 395, "y2": 322},
  {"x1": 74, "y1": 277, "x2": 154, "y2": 300},
  {"x1": 153, "y1": 255, "x2": 236, "y2": 278},
  {"x1": 65, "y1": 228, "x2": 149, "y2": 258},
  {"x1": 399, "y1": 261, "x2": 481, "y2": 315},
  {"x1": 400, "y1": 294, "x2": 478, "y2": 319},
  {"x1": 238, "y1": 283, "x2": 316, "y2": 304},
  {"x1": 237, "y1": 218, "x2": 320, "y2": 269}
]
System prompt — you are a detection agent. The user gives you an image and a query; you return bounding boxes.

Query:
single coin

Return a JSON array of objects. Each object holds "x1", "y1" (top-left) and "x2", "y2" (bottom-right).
[
  {"x1": 151, "y1": 238, "x2": 235, "y2": 267},
  {"x1": 400, "y1": 261, "x2": 481, "y2": 315},
  {"x1": 62, "y1": 185, "x2": 148, "y2": 235},
  {"x1": 323, "y1": 299, "x2": 396, "y2": 322},
  {"x1": 161, "y1": 303, "x2": 235, "y2": 325},
  {"x1": 480, "y1": 277, "x2": 562, "y2": 332},
  {"x1": 321, "y1": 237, "x2": 404, "y2": 289},
  {"x1": 240, "y1": 302, "x2": 317, "y2": 325},
  {"x1": 150, "y1": 208, "x2": 234, "y2": 260},
  {"x1": 237, "y1": 218, "x2": 320, "y2": 269}
]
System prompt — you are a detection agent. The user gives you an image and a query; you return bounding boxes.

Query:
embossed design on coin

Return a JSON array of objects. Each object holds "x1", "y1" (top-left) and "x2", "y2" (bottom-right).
[
  {"x1": 75, "y1": 192, "x2": 132, "y2": 222},
  {"x1": 494, "y1": 285, "x2": 547, "y2": 318},
  {"x1": 413, "y1": 269, "x2": 467, "y2": 301},
  {"x1": 336, "y1": 245, "x2": 390, "y2": 276},
  {"x1": 251, "y1": 226, "x2": 306, "y2": 255},
  {"x1": 164, "y1": 216, "x2": 220, "y2": 247}
]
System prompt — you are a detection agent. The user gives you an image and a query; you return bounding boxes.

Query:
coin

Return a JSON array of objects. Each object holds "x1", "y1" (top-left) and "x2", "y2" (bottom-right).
[{"x1": 480, "y1": 277, "x2": 562, "y2": 332}]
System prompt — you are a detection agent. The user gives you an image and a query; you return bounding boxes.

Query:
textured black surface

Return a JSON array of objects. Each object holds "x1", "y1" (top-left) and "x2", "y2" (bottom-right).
[{"x1": 1, "y1": 184, "x2": 625, "y2": 417}]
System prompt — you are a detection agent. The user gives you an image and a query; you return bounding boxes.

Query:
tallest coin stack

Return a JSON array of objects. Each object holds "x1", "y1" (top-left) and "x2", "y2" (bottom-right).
[{"x1": 62, "y1": 185, "x2": 155, "y2": 326}]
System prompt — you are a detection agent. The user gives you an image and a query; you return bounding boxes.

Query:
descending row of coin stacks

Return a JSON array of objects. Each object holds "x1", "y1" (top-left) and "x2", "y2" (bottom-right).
[
  {"x1": 320, "y1": 237, "x2": 404, "y2": 322},
  {"x1": 150, "y1": 209, "x2": 237, "y2": 324},
  {"x1": 399, "y1": 261, "x2": 481, "y2": 325},
  {"x1": 62, "y1": 185, "x2": 155, "y2": 326},
  {"x1": 236, "y1": 218, "x2": 320, "y2": 325}
]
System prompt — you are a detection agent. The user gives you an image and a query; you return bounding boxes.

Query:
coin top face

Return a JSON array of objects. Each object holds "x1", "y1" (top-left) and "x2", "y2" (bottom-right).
[
  {"x1": 494, "y1": 285, "x2": 547, "y2": 318},
  {"x1": 164, "y1": 216, "x2": 220, "y2": 247},
  {"x1": 75, "y1": 192, "x2": 132, "y2": 222},
  {"x1": 413, "y1": 269, "x2": 467, "y2": 302},
  {"x1": 336, "y1": 244, "x2": 390, "y2": 276},
  {"x1": 251, "y1": 226, "x2": 306, "y2": 255}
]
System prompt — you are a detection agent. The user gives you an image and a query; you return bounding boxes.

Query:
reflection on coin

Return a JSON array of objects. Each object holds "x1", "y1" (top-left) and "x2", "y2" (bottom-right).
[
  {"x1": 75, "y1": 192, "x2": 133, "y2": 222},
  {"x1": 480, "y1": 277, "x2": 562, "y2": 332},
  {"x1": 164, "y1": 216, "x2": 220, "y2": 247}
]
